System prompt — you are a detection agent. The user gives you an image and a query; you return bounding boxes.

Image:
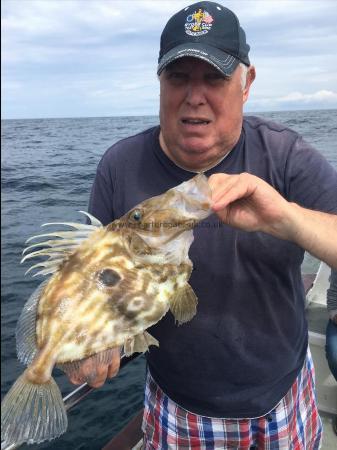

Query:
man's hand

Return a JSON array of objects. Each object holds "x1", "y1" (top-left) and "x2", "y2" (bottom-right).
[
  {"x1": 208, "y1": 173, "x2": 337, "y2": 269},
  {"x1": 68, "y1": 349, "x2": 121, "y2": 388},
  {"x1": 209, "y1": 172, "x2": 290, "y2": 236}
]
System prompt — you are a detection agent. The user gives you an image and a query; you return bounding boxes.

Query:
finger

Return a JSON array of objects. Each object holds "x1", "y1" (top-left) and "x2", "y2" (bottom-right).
[
  {"x1": 208, "y1": 174, "x2": 232, "y2": 198},
  {"x1": 107, "y1": 364, "x2": 119, "y2": 378},
  {"x1": 68, "y1": 375, "x2": 82, "y2": 385},
  {"x1": 211, "y1": 184, "x2": 246, "y2": 211},
  {"x1": 107, "y1": 352, "x2": 121, "y2": 378},
  {"x1": 209, "y1": 175, "x2": 240, "y2": 205},
  {"x1": 211, "y1": 175, "x2": 256, "y2": 211},
  {"x1": 208, "y1": 173, "x2": 231, "y2": 189},
  {"x1": 87, "y1": 365, "x2": 108, "y2": 388}
]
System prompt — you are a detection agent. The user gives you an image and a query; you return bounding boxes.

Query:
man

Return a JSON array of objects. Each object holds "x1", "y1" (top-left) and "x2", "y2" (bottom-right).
[{"x1": 70, "y1": 2, "x2": 337, "y2": 448}]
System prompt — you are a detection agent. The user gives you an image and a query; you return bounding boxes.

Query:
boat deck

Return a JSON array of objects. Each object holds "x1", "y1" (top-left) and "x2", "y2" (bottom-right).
[
  {"x1": 305, "y1": 264, "x2": 337, "y2": 449},
  {"x1": 320, "y1": 413, "x2": 337, "y2": 449}
]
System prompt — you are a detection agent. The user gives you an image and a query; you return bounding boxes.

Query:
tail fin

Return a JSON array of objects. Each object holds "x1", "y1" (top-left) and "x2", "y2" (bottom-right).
[{"x1": 1, "y1": 370, "x2": 67, "y2": 445}]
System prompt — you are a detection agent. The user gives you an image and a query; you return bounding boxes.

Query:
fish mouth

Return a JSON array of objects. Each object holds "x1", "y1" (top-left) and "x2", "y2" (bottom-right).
[
  {"x1": 162, "y1": 218, "x2": 197, "y2": 240},
  {"x1": 174, "y1": 174, "x2": 212, "y2": 216}
]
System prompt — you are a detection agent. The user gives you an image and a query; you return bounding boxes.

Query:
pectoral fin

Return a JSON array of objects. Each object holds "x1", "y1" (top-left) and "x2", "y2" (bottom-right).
[
  {"x1": 124, "y1": 332, "x2": 159, "y2": 357},
  {"x1": 169, "y1": 284, "x2": 198, "y2": 325}
]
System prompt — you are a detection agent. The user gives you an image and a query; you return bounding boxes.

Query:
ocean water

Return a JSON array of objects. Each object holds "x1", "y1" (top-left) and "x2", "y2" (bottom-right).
[{"x1": 1, "y1": 110, "x2": 337, "y2": 449}]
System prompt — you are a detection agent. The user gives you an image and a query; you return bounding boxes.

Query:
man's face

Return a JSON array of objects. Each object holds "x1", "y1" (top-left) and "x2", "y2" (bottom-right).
[{"x1": 159, "y1": 57, "x2": 255, "y2": 171}]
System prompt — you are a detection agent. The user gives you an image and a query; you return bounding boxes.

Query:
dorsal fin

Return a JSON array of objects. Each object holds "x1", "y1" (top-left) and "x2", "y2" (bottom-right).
[{"x1": 21, "y1": 211, "x2": 103, "y2": 278}]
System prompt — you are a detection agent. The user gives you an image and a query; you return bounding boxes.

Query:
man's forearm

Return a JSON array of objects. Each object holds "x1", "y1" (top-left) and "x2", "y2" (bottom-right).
[
  {"x1": 209, "y1": 173, "x2": 337, "y2": 269},
  {"x1": 279, "y1": 204, "x2": 337, "y2": 270}
]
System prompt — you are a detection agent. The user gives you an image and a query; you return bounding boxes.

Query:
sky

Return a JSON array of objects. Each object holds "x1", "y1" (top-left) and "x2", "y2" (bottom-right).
[{"x1": 2, "y1": 0, "x2": 337, "y2": 119}]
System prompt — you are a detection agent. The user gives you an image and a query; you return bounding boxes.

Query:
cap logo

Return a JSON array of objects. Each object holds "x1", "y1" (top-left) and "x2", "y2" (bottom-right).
[{"x1": 185, "y1": 8, "x2": 213, "y2": 36}]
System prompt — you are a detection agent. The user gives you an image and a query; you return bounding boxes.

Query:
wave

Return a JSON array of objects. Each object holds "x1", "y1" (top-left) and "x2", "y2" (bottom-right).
[{"x1": 2, "y1": 178, "x2": 59, "y2": 191}]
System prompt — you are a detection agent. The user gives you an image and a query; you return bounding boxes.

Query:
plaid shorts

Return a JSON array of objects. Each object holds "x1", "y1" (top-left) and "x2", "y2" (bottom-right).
[{"x1": 142, "y1": 348, "x2": 322, "y2": 449}]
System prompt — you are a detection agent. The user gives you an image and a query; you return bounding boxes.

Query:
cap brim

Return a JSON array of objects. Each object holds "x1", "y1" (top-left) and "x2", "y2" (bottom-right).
[{"x1": 157, "y1": 43, "x2": 240, "y2": 77}]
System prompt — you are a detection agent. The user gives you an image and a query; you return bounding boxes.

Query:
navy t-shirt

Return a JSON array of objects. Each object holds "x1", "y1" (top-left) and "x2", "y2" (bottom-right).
[{"x1": 88, "y1": 116, "x2": 337, "y2": 418}]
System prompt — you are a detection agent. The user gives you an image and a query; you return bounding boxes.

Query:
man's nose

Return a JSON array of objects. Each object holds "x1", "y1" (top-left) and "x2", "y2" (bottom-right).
[{"x1": 185, "y1": 81, "x2": 207, "y2": 107}]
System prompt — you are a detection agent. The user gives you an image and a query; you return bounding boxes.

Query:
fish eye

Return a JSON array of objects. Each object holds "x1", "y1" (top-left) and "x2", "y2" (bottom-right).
[
  {"x1": 131, "y1": 209, "x2": 142, "y2": 222},
  {"x1": 97, "y1": 269, "x2": 121, "y2": 287}
]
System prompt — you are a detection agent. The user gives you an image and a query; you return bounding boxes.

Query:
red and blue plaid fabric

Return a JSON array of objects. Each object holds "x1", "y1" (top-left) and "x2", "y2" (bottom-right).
[{"x1": 142, "y1": 348, "x2": 322, "y2": 449}]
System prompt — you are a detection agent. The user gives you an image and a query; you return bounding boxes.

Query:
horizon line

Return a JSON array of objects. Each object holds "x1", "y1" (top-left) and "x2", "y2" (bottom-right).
[{"x1": 2, "y1": 107, "x2": 337, "y2": 121}]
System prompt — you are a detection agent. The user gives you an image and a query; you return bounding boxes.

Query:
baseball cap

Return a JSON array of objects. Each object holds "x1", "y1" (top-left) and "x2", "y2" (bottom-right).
[{"x1": 157, "y1": 1, "x2": 250, "y2": 77}]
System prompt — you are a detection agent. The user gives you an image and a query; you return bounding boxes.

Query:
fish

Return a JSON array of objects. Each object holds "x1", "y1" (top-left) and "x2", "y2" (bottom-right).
[{"x1": 1, "y1": 173, "x2": 211, "y2": 446}]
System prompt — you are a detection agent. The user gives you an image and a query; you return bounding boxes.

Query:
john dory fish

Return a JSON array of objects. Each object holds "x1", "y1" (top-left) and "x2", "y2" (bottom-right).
[{"x1": 1, "y1": 174, "x2": 211, "y2": 446}]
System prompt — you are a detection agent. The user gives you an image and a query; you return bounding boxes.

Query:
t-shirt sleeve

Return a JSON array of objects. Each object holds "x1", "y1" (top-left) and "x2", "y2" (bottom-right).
[
  {"x1": 285, "y1": 136, "x2": 337, "y2": 214},
  {"x1": 88, "y1": 154, "x2": 115, "y2": 226}
]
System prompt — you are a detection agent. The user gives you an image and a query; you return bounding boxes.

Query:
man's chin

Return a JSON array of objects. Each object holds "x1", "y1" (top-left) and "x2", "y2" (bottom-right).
[
  {"x1": 177, "y1": 148, "x2": 218, "y2": 171},
  {"x1": 161, "y1": 133, "x2": 218, "y2": 170},
  {"x1": 180, "y1": 137, "x2": 213, "y2": 154}
]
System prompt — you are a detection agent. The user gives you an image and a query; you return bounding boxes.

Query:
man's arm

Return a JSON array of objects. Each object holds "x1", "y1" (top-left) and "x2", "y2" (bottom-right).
[
  {"x1": 283, "y1": 204, "x2": 337, "y2": 270},
  {"x1": 209, "y1": 173, "x2": 337, "y2": 270}
]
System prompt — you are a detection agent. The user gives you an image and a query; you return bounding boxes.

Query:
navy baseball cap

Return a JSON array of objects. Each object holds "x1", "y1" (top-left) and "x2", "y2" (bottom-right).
[{"x1": 157, "y1": 1, "x2": 250, "y2": 76}]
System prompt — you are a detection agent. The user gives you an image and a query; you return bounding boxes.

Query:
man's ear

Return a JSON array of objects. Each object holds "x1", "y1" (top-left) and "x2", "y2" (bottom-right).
[{"x1": 243, "y1": 66, "x2": 256, "y2": 103}]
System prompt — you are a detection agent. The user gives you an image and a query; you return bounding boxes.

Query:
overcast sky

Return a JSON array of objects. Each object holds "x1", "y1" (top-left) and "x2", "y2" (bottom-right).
[{"x1": 2, "y1": 0, "x2": 337, "y2": 119}]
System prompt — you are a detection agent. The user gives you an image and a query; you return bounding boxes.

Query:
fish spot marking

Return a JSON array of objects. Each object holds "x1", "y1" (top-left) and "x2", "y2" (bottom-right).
[
  {"x1": 127, "y1": 297, "x2": 146, "y2": 312},
  {"x1": 112, "y1": 292, "x2": 153, "y2": 321},
  {"x1": 97, "y1": 269, "x2": 121, "y2": 287}
]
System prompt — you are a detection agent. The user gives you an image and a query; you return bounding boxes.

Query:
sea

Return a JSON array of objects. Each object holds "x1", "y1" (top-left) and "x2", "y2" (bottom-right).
[{"x1": 1, "y1": 110, "x2": 337, "y2": 449}]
